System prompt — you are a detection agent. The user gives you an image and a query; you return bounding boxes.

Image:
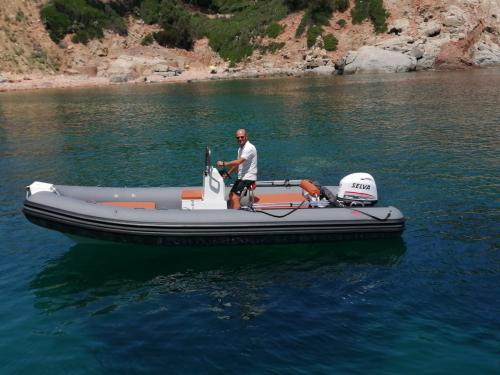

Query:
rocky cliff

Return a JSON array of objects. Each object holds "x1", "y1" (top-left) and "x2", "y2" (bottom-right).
[{"x1": 0, "y1": 0, "x2": 499, "y2": 90}]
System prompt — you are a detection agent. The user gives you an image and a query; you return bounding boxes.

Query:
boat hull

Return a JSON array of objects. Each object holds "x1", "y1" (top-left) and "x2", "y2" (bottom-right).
[{"x1": 23, "y1": 184, "x2": 405, "y2": 246}]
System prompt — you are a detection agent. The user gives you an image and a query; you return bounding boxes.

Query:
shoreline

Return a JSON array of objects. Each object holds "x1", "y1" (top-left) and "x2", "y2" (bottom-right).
[
  {"x1": 1, "y1": 64, "x2": 498, "y2": 94},
  {"x1": 0, "y1": 67, "x2": 323, "y2": 93}
]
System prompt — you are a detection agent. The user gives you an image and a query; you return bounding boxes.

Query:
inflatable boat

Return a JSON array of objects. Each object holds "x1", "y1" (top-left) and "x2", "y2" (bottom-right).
[{"x1": 23, "y1": 148, "x2": 405, "y2": 246}]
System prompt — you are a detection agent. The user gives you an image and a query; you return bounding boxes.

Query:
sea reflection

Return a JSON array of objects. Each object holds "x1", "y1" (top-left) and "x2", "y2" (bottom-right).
[{"x1": 31, "y1": 239, "x2": 406, "y2": 319}]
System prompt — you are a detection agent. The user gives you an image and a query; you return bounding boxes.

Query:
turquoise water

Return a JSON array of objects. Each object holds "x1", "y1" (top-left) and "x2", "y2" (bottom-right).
[{"x1": 1, "y1": 69, "x2": 499, "y2": 374}]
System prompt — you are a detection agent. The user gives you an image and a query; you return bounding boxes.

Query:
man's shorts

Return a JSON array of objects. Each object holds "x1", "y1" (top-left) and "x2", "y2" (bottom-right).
[{"x1": 230, "y1": 179, "x2": 255, "y2": 196}]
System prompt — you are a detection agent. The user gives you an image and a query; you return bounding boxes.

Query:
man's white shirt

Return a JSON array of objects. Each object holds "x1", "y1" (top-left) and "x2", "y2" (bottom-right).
[{"x1": 237, "y1": 141, "x2": 258, "y2": 180}]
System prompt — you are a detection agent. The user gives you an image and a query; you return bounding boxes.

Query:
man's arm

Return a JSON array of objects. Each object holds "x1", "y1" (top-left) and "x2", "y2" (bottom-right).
[
  {"x1": 217, "y1": 157, "x2": 246, "y2": 172},
  {"x1": 216, "y1": 158, "x2": 245, "y2": 178}
]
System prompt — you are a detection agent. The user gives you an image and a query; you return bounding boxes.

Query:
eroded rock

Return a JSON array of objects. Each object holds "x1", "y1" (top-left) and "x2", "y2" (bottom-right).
[
  {"x1": 337, "y1": 46, "x2": 417, "y2": 74},
  {"x1": 425, "y1": 21, "x2": 442, "y2": 37},
  {"x1": 473, "y1": 40, "x2": 500, "y2": 66},
  {"x1": 309, "y1": 66, "x2": 336, "y2": 75}
]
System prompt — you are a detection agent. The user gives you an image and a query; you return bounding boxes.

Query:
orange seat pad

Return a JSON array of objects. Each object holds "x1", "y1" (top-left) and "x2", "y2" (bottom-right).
[
  {"x1": 254, "y1": 193, "x2": 305, "y2": 204},
  {"x1": 98, "y1": 201, "x2": 156, "y2": 209},
  {"x1": 181, "y1": 189, "x2": 203, "y2": 200}
]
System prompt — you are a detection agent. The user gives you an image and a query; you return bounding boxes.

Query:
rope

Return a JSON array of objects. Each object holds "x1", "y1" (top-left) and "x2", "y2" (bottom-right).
[
  {"x1": 245, "y1": 200, "x2": 308, "y2": 218},
  {"x1": 349, "y1": 208, "x2": 392, "y2": 221},
  {"x1": 244, "y1": 197, "x2": 392, "y2": 221},
  {"x1": 246, "y1": 203, "x2": 392, "y2": 221}
]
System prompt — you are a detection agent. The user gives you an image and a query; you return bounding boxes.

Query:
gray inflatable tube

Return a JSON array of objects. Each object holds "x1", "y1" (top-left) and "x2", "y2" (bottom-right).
[{"x1": 23, "y1": 183, "x2": 405, "y2": 246}]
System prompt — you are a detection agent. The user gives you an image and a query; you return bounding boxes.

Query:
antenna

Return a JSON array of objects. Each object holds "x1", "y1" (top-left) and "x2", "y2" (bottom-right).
[{"x1": 204, "y1": 146, "x2": 212, "y2": 176}]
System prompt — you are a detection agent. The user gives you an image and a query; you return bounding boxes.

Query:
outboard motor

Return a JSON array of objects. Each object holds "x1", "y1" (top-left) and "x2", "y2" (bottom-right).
[{"x1": 337, "y1": 173, "x2": 378, "y2": 206}]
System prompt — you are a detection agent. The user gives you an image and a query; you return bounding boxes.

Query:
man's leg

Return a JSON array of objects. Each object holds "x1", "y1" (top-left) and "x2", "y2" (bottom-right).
[
  {"x1": 229, "y1": 180, "x2": 244, "y2": 209},
  {"x1": 229, "y1": 192, "x2": 241, "y2": 209}
]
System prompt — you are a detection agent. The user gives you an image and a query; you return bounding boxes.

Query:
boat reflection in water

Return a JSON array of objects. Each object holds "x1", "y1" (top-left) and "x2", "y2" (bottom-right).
[{"x1": 31, "y1": 238, "x2": 406, "y2": 318}]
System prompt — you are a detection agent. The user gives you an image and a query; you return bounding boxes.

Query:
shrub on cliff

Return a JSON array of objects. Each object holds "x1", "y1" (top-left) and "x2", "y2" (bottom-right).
[
  {"x1": 151, "y1": 0, "x2": 196, "y2": 49},
  {"x1": 323, "y1": 33, "x2": 338, "y2": 51},
  {"x1": 259, "y1": 42, "x2": 285, "y2": 54},
  {"x1": 334, "y1": 0, "x2": 349, "y2": 12},
  {"x1": 41, "y1": 0, "x2": 127, "y2": 44},
  {"x1": 141, "y1": 33, "x2": 155, "y2": 46},
  {"x1": 294, "y1": 0, "x2": 335, "y2": 37},
  {"x1": 351, "y1": 0, "x2": 388, "y2": 33},
  {"x1": 307, "y1": 25, "x2": 322, "y2": 48},
  {"x1": 140, "y1": 0, "x2": 160, "y2": 24},
  {"x1": 154, "y1": 17, "x2": 195, "y2": 49},
  {"x1": 41, "y1": 4, "x2": 71, "y2": 42},
  {"x1": 266, "y1": 22, "x2": 285, "y2": 38},
  {"x1": 291, "y1": 0, "x2": 346, "y2": 48},
  {"x1": 185, "y1": 0, "x2": 220, "y2": 11},
  {"x1": 203, "y1": 0, "x2": 288, "y2": 62}
]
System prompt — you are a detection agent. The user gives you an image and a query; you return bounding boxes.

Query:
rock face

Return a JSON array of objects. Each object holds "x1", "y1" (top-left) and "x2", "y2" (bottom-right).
[
  {"x1": 309, "y1": 65, "x2": 336, "y2": 75},
  {"x1": 302, "y1": 46, "x2": 335, "y2": 70},
  {"x1": 1, "y1": 0, "x2": 500, "y2": 89},
  {"x1": 473, "y1": 39, "x2": 500, "y2": 66},
  {"x1": 435, "y1": 21, "x2": 485, "y2": 69},
  {"x1": 337, "y1": 46, "x2": 417, "y2": 74},
  {"x1": 103, "y1": 55, "x2": 184, "y2": 83}
]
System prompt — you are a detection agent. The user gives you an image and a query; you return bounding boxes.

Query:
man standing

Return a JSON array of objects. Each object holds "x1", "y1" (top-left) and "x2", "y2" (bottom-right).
[{"x1": 217, "y1": 128, "x2": 258, "y2": 209}]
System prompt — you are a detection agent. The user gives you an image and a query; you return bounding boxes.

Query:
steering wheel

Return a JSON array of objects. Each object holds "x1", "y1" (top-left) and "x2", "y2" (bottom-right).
[{"x1": 218, "y1": 168, "x2": 232, "y2": 180}]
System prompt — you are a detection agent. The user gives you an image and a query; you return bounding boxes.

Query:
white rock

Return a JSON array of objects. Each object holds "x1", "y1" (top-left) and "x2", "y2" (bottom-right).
[
  {"x1": 153, "y1": 64, "x2": 171, "y2": 72},
  {"x1": 417, "y1": 37, "x2": 449, "y2": 70},
  {"x1": 411, "y1": 47, "x2": 424, "y2": 60},
  {"x1": 309, "y1": 66, "x2": 336, "y2": 75},
  {"x1": 425, "y1": 21, "x2": 442, "y2": 37},
  {"x1": 106, "y1": 55, "x2": 177, "y2": 82},
  {"x1": 443, "y1": 6, "x2": 466, "y2": 28},
  {"x1": 472, "y1": 42, "x2": 500, "y2": 66},
  {"x1": 340, "y1": 46, "x2": 417, "y2": 74},
  {"x1": 376, "y1": 36, "x2": 415, "y2": 53}
]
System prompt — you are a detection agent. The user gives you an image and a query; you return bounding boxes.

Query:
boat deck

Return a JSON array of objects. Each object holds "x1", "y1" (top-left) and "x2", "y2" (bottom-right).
[{"x1": 95, "y1": 192, "x2": 309, "y2": 210}]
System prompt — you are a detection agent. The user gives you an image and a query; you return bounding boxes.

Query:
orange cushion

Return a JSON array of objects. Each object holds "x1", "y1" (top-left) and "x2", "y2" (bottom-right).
[
  {"x1": 181, "y1": 189, "x2": 203, "y2": 200},
  {"x1": 98, "y1": 201, "x2": 156, "y2": 209},
  {"x1": 253, "y1": 193, "x2": 308, "y2": 209}
]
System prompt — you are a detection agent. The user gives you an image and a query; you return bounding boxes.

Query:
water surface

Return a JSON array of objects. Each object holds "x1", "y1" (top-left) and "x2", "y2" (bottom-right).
[{"x1": 0, "y1": 69, "x2": 499, "y2": 374}]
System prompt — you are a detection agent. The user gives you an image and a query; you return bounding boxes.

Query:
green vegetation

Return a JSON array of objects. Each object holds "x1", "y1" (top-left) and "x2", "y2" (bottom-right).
[
  {"x1": 141, "y1": 33, "x2": 155, "y2": 46},
  {"x1": 266, "y1": 22, "x2": 284, "y2": 38},
  {"x1": 288, "y1": 0, "x2": 347, "y2": 50},
  {"x1": 30, "y1": 47, "x2": 48, "y2": 64},
  {"x1": 322, "y1": 33, "x2": 338, "y2": 51},
  {"x1": 41, "y1": 0, "x2": 127, "y2": 44},
  {"x1": 150, "y1": 0, "x2": 196, "y2": 49},
  {"x1": 351, "y1": 0, "x2": 389, "y2": 33},
  {"x1": 5, "y1": 28, "x2": 17, "y2": 43},
  {"x1": 41, "y1": 0, "x2": 288, "y2": 62},
  {"x1": 337, "y1": 18, "x2": 346, "y2": 28},
  {"x1": 38, "y1": 0, "x2": 387, "y2": 64},
  {"x1": 202, "y1": 0, "x2": 288, "y2": 62},
  {"x1": 259, "y1": 42, "x2": 285, "y2": 54},
  {"x1": 334, "y1": 0, "x2": 349, "y2": 12},
  {"x1": 140, "y1": 0, "x2": 160, "y2": 24},
  {"x1": 13, "y1": 45, "x2": 24, "y2": 56},
  {"x1": 16, "y1": 9, "x2": 26, "y2": 22},
  {"x1": 293, "y1": 1, "x2": 334, "y2": 37},
  {"x1": 307, "y1": 25, "x2": 322, "y2": 48}
]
